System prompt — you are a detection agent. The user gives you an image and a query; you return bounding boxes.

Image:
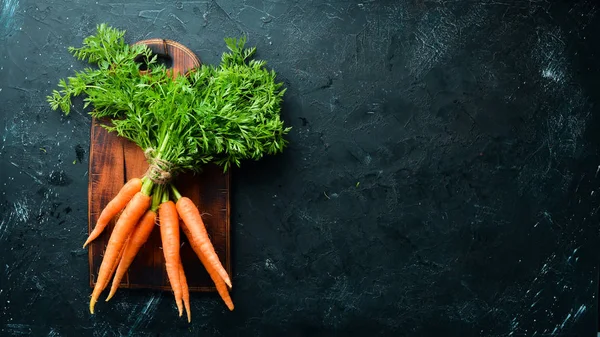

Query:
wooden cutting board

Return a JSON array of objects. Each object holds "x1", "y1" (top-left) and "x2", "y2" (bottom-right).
[{"x1": 87, "y1": 39, "x2": 230, "y2": 292}]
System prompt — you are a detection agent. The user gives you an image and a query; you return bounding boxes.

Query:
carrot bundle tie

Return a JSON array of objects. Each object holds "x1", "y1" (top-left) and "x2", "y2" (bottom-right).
[{"x1": 144, "y1": 148, "x2": 174, "y2": 185}]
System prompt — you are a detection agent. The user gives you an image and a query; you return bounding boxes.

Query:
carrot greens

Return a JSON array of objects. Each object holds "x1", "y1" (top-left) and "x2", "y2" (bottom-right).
[{"x1": 48, "y1": 23, "x2": 290, "y2": 176}]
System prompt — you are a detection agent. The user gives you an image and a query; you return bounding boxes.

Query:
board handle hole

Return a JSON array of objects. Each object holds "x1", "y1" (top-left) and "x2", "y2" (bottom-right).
[{"x1": 135, "y1": 53, "x2": 174, "y2": 71}]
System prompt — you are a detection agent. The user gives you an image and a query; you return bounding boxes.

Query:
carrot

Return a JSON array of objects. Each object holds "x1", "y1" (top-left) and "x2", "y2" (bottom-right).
[
  {"x1": 213, "y1": 275, "x2": 234, "y2": 312},
  {"x1": 105, "y1": 238, "x2": 129, "y2": 288},
  {"x1": 89, "y1": 191, "x2": 151, "y2": 314},
  {"x1": 159, "y1": 199, "x2": 183, "y2": 317},
  {"x1": 105, "y1": 209, "x2": 157, "y2": 301},
  {"x1": 174, "y1": 195, "x2": 232, "y2": 288},
  {"x1": 84, "y1": 177, "x2": 143, "y2": 248},
  {"x1": 179, "y1": 259, "x2": 191, "y2": 323},
  {"x1": 183, "y1": 225, "x2": 234, "y2": 311},
  {"x1": 172, "y1": 189, "x2": 233, "y2": 311}
]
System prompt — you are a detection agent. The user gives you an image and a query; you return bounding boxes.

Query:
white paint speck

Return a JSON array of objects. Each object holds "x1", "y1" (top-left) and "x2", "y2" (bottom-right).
[
  {"x1": 13, "y1": 198, "x2": 31, "y2": 222},
  {"x1": 265, "y1": 258, "x2": 277, "y2": 271},
  {"x1": 541, "y1": 68, "x2": 563, "y2": 83}
]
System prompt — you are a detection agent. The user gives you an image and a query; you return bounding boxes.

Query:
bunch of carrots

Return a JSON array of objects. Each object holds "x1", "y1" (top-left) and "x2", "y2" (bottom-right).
[
  {"x1": 47, "y1": 24, "x2": 290, "y2": 321},
  {"x1": 83, "y1": 178, "x2": 232, "y2": 321}
]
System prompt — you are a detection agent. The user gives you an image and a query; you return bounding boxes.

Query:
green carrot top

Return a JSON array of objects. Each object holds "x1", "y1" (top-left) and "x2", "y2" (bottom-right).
[{"x1": 47, "y1": 23, "x2": 291, "y2": 179}]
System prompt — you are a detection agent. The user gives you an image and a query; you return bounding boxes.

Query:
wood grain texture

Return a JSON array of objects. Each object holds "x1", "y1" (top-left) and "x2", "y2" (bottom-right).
[{"x1": 87, "y1": 39, "x2": 230, "y2": 292}]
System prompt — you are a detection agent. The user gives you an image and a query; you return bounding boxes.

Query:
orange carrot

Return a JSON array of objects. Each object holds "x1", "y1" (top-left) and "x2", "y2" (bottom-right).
[
  {"x1": 89, "y1": 191, "x2": 151, "y2": 314},
  {"x1": 84, "y1": 177, "x2": 142, "y2": 248},
  {"x1": 196, "y1": 244, "x2": 234, "y2": 311},
  {"x1": 106, "y1": 209, "x2": 157, "y2": 301},
  {"x1": 182, "y1": 220, "x2": 234, "y2": 311},
  {"x1": 179, "y1": 259, "x2": 191, "y2": 323},
  {"x1": 159, "y1": 200, "x2": 183, "y2": 317},
  {"x1": 175, "y1": 196, "x2": 232, "y2": 288},
  {"x1": 175, "y1": 203, "x2": 234, "y2": 310},
  {"x1": 104, "y1": 238, "x2": 129, "y2": 291}
]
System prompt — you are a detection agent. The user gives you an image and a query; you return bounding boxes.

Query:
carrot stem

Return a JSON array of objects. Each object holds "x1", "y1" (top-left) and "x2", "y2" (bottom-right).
[
  {"x1": 141, "y1": 177, "x2": 154, "y2": 196},
  {"x1": 170, "y1": 184, "x2": 182, "y2": 201},
  {"x1": 151, "y1": 186, "x2": 162, "y2": 212},
  {"x1": 161, "y1": 187, "x2": 170, "y2": 203},
  {"x1": 157, "y1": 130, "x2": 170, "y2": 157}
]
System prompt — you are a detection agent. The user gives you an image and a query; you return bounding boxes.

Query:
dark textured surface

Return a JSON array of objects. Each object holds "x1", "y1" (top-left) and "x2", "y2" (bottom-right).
[{"x1": 1, "y1": 0, "x2": 600, "y2": 336}]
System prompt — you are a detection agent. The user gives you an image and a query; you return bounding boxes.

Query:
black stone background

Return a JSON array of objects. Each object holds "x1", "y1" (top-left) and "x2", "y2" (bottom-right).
[{"x1": 1, "y1": 0, "x2": 600, "y2": 336}]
